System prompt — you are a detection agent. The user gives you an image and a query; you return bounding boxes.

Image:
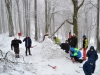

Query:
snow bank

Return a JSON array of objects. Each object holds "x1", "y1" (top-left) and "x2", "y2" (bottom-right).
[{"x1": 40, "y1": 37, "x2": 66, "y2": 59}]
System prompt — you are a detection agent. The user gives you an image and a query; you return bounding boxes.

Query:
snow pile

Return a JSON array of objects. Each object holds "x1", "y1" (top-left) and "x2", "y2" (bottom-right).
[{"x1": 40, "y1": 37, "x2": 66, "y2": 59}]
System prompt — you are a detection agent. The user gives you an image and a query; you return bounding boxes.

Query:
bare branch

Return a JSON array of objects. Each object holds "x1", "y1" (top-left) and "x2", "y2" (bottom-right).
[
  {"x1": 78, "y1": 0, "x2": 85, "y2": 9},
  {"x1": 50, "y1": 19, "x2": 68, "y2": 38},
  {"x1": 89, "y1": 1, "x2": 97, "y2": 8},
  {"x1": 66, "y1": 19, "x2": 73, "y2": 25}
]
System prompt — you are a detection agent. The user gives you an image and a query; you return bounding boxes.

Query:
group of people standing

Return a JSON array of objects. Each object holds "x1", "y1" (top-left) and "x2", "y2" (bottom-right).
[{"x1": 11, "y1": 36, "x2": 32, "y2": 58}]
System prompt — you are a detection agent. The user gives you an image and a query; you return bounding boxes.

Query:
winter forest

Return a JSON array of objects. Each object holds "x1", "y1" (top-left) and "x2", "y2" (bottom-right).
[
  {"x1": 0, "y1": 0, "x2": 99, "y2": 48},
  {"x1": 0, "y1": 0, "x2": 100, "y2": 75}
]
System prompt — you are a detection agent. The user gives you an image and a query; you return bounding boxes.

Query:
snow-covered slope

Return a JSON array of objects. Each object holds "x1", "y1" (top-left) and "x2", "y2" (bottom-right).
[{"x1": 0, "y1": 33, "x2": 100, "y2": 75}]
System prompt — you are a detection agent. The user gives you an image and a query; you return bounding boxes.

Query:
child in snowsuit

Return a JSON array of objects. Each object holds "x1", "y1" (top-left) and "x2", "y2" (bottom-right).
[
  {"x1": 83, "y1": 58, "x2": 95, "y2": 75},
  {"x1": 53, "y1": 36, "x2": 60, "y2": 45},
  {"x1": 70, "y1": 47, "x2": 83, "y2": 63},
  {"x1": 86, "y1": 46, "x2": 98, "y2": 73}
]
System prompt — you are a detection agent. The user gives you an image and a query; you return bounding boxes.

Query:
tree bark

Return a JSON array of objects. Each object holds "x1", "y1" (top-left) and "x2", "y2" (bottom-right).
[
  {"x1": 34, "y1": 0, "x2": 38, "y2": 41},
  {"x1": 16, "y1": 0, "x2": 22, "y2": 34},
  {"x1": 5, "y1": 0, "x2": 14, "y2": 37},
  {"x1": 45, "y1": 0, "x2": 48, "y2": 33},
  {"x1": 96, "y1": 0, "x2": 100, "y2": 52},
  {"x1": 67, "y1": 0, "x2": 84, "y2": 37}
]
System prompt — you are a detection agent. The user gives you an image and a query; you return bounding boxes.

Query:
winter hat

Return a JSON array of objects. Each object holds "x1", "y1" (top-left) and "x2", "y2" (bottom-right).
[
  {"x1": 83, "y1": 35, "x2": 86, "y2": 38},
  {"x1": 90, "y1": 46, "x2": 94, "y2": 50}
]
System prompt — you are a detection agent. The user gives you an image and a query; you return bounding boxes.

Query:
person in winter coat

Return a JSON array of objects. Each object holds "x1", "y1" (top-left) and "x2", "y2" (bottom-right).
[
  {"x1": 86, "y1": 46, "x2": 98, "y2": 73},
  {"x1": 68, "y1": 31, "x2": 72, "y2": 46},
  {"x1": 82, "y1": 35, "x2": 88, "y2": 60},
  {"x1": 70, "y1": 34, "x2": 78, "y2": 48},
  {"x1": 70, "y1": 47, "x2": 83, "y2": 63},
  {"x1": 11, "y1": 38, "x2": 22, "y2": 58},
  {"x1": 87, "y1": 46, "x2": 98, "y2": 62},
  {"x1": 53, "y1": 36, "x2": 60, "y2": 45},
  {"x1": 23, "y1": 36, "x2": 32, "y2": 56},
  {"x1": 60, "y1": 40, "x2": 70, "y2": 53},
  {"x1": 83, "y1": 58, "x2": 95, "y2": 75}
]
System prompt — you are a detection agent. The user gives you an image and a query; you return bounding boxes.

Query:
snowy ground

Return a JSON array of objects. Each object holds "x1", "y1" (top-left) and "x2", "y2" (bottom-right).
[{"x1": 0, "y1": 33, "x2": 100, "y2": 75}]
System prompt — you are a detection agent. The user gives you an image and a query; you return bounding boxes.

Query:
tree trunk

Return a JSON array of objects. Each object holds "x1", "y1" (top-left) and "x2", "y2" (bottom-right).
[
  {"x1": 5, "y1": 0, "x2": 14, "y2": 37},
  {"x1": 45, "y1": 0, "x2": 48, "y2": 33},
  {"x1": 16, "y1": 0, "x2": 22, "y2": 34},
  {"x1": 34, "y1": 0, "x2": 38, "y2": 41},
  {"x1": 96, "y1": 0, "x2": 100, "y2": 52},
  {"x1": 24, "y1": 0, "x2": 30, "y2": 36},
  {"x1": 0, "y1": 0, "x2": 2, "y2": 33},
  {"x1": 67, "y1": 0, "x2": 84, "y2": 37},
  {"x1": 73, "y1": 0, "x2": 78, "y2": 37}
]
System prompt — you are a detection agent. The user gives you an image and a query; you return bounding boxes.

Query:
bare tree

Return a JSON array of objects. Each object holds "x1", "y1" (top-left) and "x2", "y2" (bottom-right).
[
  {"x1": 24, "y1": 0, "x2": 30, "y2": 36},
  {"x1": 0, "y1": 0, "x2": 2, "y2": 33},
  {"x1": 97, "y1": 0, "x2": 100, "y2": 51},
  {"x1": 34, "y1": 0, "x2": 38, "y2": 41},
  {"x1": 45, "y1": 0, "x2": 48, "y2": 33},
  {"x1": 16, "y1": 0, "x2": 22, "y2": 34},
  {"x1": 5, "y1": 0, "x2": 14, "y2": 37},
  {"x1": 67, "y1": 0, "x2": 85, "y2": 37}
]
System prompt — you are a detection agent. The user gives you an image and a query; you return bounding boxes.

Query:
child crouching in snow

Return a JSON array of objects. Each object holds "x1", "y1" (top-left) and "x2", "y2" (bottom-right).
[{"x1": 70, "y1": 47, "x2": 84, "y2": 63}]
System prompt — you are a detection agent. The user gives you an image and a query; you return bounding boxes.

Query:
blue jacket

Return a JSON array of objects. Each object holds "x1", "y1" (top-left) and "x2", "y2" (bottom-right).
[
  {"x1": 23, "y1": 37, "x2": 32, "y2": 48},
  {"x1": 83, "y1": 58, "x2": 95, "y2": 75},
  {"x1": 87, "y1": 46, "x2": 98, "y2": 62},
  {"x1": 70, "y1": 47, "x2": 82, "y2": 58}
]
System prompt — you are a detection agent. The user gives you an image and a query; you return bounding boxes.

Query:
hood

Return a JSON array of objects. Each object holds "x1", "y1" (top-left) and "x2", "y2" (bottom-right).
[
  {"x1": 70, "y1": 47, "x2": 74, "y2": 52},
  {"x1": 90, "y1": 46, "x2": 94, "y2": 49},
  {"x1": 90, "y1": 46, "x2": 94, "y2": 50}
]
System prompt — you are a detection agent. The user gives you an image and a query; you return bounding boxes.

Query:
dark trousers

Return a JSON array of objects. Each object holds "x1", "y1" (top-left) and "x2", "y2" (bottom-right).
[
  {"x1": 86, "y1": 74, "x2": 92, "y2": 75},
  {"x1": 60, "y1": 43, "x2": 69, "y2": 53},
  {"x1": 74, "y1": 56, "x2": 83, "y2": 63},
  {"x1": 26, "y1": 47, "x2": 31, "y2": 55},
  {"x1": 14, "y1": 47, "x2": 19, "y2": 58}
]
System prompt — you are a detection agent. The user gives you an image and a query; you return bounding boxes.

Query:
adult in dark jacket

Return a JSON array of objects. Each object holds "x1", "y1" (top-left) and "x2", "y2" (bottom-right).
[
  {"x1": 23, "y1": 36, "x2": 32, "y2": 56},
  {"x1": 60, "y1": 40, "x2": 70, "y2": 53},
  {"x1": 11, "y1": 38, "x2": 22, "y2": 58},
  {"x1": 83, "y1": 58, "x2": 95, "y2": 75},
  {"x1": 87, "y1": 46, "x2": 98, "y2": 62},
  {"x1": 70, "y1": 34, "x2": 77, "y2": 48},
  {"x1": 86, "y1": 46, "x2": 98, "y2": 73},
  {"x1": 68, "y1": 31, "x2": 72, "y2": 46}
]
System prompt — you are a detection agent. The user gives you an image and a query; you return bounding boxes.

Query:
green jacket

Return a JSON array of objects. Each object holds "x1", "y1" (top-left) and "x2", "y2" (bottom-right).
[{"x1": 54, "y1": 37, "x2": 60, "y2": 45}]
